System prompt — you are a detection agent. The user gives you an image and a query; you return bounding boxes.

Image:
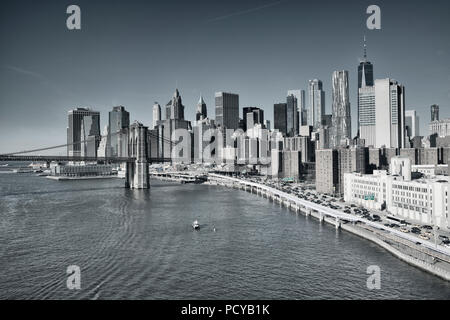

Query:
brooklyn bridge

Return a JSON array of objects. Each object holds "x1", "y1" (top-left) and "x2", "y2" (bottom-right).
[{"x1": 0, "y1": 122, "x2": 172, "y2": 189}]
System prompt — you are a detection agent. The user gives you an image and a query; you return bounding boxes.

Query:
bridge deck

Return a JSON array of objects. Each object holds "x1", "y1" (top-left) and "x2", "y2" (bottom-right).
[{"x1": 0, "y1": 155, "x2": 171, "y2": 163}]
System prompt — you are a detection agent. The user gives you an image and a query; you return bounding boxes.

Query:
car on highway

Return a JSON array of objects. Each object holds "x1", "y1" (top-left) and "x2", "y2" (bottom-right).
[{"x1": 419, "y1": 234, "x2": 430, "y2": 240}]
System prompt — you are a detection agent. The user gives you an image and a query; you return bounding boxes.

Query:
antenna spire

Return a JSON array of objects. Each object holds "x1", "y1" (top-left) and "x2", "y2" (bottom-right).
[{"x1": 363, "y1": 35, "x2": 367, "y2": 60}]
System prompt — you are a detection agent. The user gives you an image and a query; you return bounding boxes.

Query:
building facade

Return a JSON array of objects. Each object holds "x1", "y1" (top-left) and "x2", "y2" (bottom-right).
[
  {"x1": 108, "y1": 106, "x2": 130, "y2": 158},
  {"x1": 274, "y1": 103, "x2": 288, "y2": 136},
  {"x1": 331, "y1": 70, "x2": 352, "y2": 147},
  {"x1": 308, "y1": 79, "x2": 325, "y2": 129},
  {"x1": 215, "y1": 92, "x2": 239, "y2": 130},
  {"x1": 67, "y1": 108, "x2": 101, "y2": 157},
  {"x1": 375, "y1": 79, "x2": 405, "y2": 149}
]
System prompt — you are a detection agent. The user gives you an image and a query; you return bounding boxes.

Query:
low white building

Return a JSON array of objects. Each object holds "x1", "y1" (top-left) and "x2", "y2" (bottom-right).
[
  {"x1": 343, "y1": 156, "x2": 450, "y2": 230},
  {"x1": 412, "y1": 164, "x2": 449, "y2": 177},
  {"x1": 387, "y1": 176, "x2": 449, "y2": 228},
  {"x1": 343, "y1": 170, "x2": 387, "y2": 210}
]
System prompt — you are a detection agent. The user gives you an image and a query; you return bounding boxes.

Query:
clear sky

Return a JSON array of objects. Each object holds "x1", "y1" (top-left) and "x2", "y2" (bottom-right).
[{"x1": 1, "y1": 0, "x2": 449, "y2": 153}]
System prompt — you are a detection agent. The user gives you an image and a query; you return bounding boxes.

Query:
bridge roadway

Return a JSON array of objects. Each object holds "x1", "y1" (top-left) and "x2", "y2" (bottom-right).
[
  {"x1": 0, "y1": 155, "x2": 171, "y2": 163},
  {"x1": 209, "y1": 174, "x2": 450, "y2": 257}
]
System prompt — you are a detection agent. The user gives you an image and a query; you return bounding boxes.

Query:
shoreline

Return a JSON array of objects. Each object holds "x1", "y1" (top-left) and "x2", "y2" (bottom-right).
[
  {"x1": 46, "y1": 175, "x2": 119, "y2": 181},
  {"x1": 151, "y1": 173, "x2": 450, "y2": 281},
  {"x1": 202, "y1": 174, "x2": 450, "y2": 282}
]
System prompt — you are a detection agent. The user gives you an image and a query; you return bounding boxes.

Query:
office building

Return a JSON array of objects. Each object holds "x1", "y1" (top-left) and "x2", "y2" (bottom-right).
[
  {"x1": 357, "y1": 36, "x2": 374, "y2": 132},
  {"x1": 156, "y1": 90, "x2": 192, "y2": 159},
  {"x1": 375, "y1": 79, "x2": 405, "y2": 149},
  {"x1": 243, "y1": 107, "x2": 264, "y2": 131},
  {"x1": 152, "y1": 103, "x2": 161, "y2": 129},
  {"x1": 274, "y1": 103, "x2": 287, "y2": 136},
  {"x1": 405, "y1": 110, "x2": 419, "y2": 139},
  {"x1": 196, "y1": 96, "x2": 207, "y2": 122},
  {"x1": 431, "y1": 104, "x2": 439, "y2": 122},
  {"x1": 165, "y1": 89, "x2": 185, "y2": 120},
  {"x1": 288, "y1": 89, "x2": 306, "y2": 126},
  {"x1": 430, "y1": 118, "x2": 450, "y2": 137},
  {"x1": 358, "y1": 86, "x2": 376, "y2": 147},
  {"x1": 67, "y1": 108, "x2": 100, "y2": 157},
  {"x1": 108, "y1": 106, "x2": 130, "y2": 158},
  {"x1": 344, "y1": 156, "x2": 450, "y2": 230},
  {"x1": 308, "y1": 79, "x2": 325, "y2": 129},
  {"x1": 286, "y1": 94, "x2": 298, "y2": 137},
  {"x1": 315, "y1": 149, "x2": 339, "y2": 194},
  {"x1": 215, "y1": 92, "x2": 239, "y2": 130}
]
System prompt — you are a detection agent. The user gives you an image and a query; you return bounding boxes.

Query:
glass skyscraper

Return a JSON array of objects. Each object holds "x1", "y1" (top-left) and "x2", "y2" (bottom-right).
[
  {"x1": 357, "y1": 36, "x2": 374, "y2": 132},
  {"x1": 215, "y1": 92, "x2": 239, "y2": 130},
  {"x1": 67, "y1": 108, "x2": 101, "y2": 157},
  {"x1": 308, "y1": 79, "x2": 325, "y2": 129},
  {"x1": 286, "y1": 94, "x2": 298, "y2": 137},
  {"x1": 331, "y1": 71, "x2": 351, "y2": 147},
  {"x1": 274, "y1": 103, "x2": 287, "y2": 136},
  {"x1": 108, "y1": 106, "x2": 130, "y2": 157}
]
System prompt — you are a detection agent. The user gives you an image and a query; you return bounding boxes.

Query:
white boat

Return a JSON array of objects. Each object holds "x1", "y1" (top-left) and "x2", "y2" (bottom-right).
[
  {"x1": 192, "y1": 220, "x2": 200, "y2": 230},
  {"x1": 13, "y1": 167, "x2": 34, "y2": 173},
  {"x1": 117, "y1": 168, "x2": 126, "y2": 179},
  {"x1": 0, "y1": 164, "x2": 8, "y2": 167},
  {"x1": 28, "y1": 162, "x2": 45, "y2": 169}
]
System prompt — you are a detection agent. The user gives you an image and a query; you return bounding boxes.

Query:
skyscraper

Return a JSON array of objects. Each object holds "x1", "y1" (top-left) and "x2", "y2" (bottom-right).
[
  {"x1": 286, "y1": 94, "x2": 298, "y2": 137},
  {"x1": 152, "y1": 102, "x2": 161, "y2": 129},
  {"x1": 244, "y1": 107, "x2": 264, "y2": 131},
  {"x1": 357, "y1": 36, "x2": 374, "y2": 133},
  {"x1": 358, "y1": 86, "x2": 376, "y2": 146},
  {"x1": 165, "y1": 89, "x2": 185, "y2": 120},
  {"x1": 431, "y1": 104, "x2": 439, "y2": 122},
  {"x1": 156, "y1": 90, "x2": 192, "y2": 159},
  {"x1": 215, "y1": 92, "x2": 239, "y2": 130},
  {"x1": 196, "y1": 96, "x2": 207, "y2": 122},
  {"x1": 108, "y1": 106, "x2": 130, "y2": 157},
  {"x1": 287, "y1": 89, "x2": 305, "y2": 127},
  {"x1": 375, "y1": 78, "x2": 405, "y2": 149},
  {"x1": 405, "y1": 110, "x2": 419, "y2": 138},
  {"x1": 274, "y1": 103, "x2": 288, "y2": 136},
  {"x1": 67, "y1": 108, "x2": 100, "y2": 157},
  {"x1": 243, "y1": 106, "x2": 262, "y2": 131},
  {"x1": 308, "y1": 79, "x2": 325, "y2": 129},
  {"x1": 331, "y1": 71, "x2": 351, "y2": 147}
]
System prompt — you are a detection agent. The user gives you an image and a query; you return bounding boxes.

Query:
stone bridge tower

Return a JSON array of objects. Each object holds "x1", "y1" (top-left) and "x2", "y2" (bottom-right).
[{"x1": 126, "y1": 121, "x2": 150, "y2": 189}]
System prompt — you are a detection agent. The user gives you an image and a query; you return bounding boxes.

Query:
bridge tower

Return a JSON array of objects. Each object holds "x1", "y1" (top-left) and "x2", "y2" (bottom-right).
[{"x1": 125, "y1": 121, "x2": 150, "y2": 189}]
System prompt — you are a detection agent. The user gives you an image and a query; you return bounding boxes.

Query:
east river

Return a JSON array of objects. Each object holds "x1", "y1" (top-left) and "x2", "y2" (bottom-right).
[{"x1": 1, "y1": 167, "x2": 450, "y2": 299}]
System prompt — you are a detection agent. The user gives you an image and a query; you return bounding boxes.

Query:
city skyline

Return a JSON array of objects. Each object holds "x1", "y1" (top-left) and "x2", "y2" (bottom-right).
[{"x1": 1, "y1": 0, "x2": 450, "y2": 153}]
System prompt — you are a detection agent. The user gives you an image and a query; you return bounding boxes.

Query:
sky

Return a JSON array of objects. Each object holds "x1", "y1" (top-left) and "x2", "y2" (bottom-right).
[{"x1": 0, "y1": 0, "x2": 449, "y2": 153}]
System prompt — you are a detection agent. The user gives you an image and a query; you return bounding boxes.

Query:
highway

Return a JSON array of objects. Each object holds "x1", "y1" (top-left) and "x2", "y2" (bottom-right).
[{"x1": 209, "y1": 173, "x2": 450, "y2": 257}]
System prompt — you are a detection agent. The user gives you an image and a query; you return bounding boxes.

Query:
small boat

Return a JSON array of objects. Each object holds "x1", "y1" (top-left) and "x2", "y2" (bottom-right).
[
  {"x1": 192, "y1": 220, "x2": 200, "y2": 230},
  {"x1": 12, "y1": 167, "x2": 34, "y2": 173}
]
